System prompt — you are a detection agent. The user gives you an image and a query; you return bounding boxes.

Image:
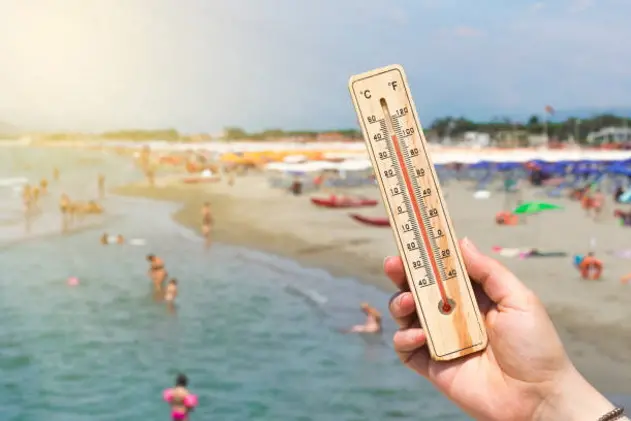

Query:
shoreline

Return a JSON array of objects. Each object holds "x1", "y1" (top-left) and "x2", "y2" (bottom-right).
[
  {"x1": 114, "y1": 182, "x2": 389, "y2": 289},
  {"x1": 113, "y1": 175, "x2": 631, "y2": 395}
]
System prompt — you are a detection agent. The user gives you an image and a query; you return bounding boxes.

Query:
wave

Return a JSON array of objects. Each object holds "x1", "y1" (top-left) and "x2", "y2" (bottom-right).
[{"x1": 0, "y1": 177, "x2": 28, "y2": 187}]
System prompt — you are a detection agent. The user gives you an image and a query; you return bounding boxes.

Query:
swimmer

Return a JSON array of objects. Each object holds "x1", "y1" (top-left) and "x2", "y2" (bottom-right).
[
  {"x1": 32, "y1": 186, "x2": 40, "y2": 207},
  {"x1": 164, "y1": 278, "x2": 178, "y2": 304},
  {"x1": 343, "y1": 302, "x2": 382, "y2": 334},
  {"x1": 147, "y1": 254, "x2": 167, "y2": 295},
  {"x1": 100, "y1": 232, "x2": 109, "y2": 245},
  {"x1": 22, "y1": 184, "x2": 32, "y2": 211},
  {"x1": 163, "y1": 374, "x2": 197, "y2": 421},
  {"x1": 39, "y1": 178, "x2": 48, "y2": 194},
  {"x1": 116, "y1": 234, "x2": 124, "y2": 245},
  {"x1": 60, "y1": 193, "x2": 71, "y2": 232},
  {"x1": 201, "y1": 202, "x2": 213, "y2": 247}
]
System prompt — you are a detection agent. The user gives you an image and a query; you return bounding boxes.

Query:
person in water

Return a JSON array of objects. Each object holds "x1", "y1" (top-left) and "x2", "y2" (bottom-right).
[
  {"x1": 100, "y1": 232, "x2": 108, "y2": 245},
  {"x1": 164, "y1": 278, "x2": 178, "y2": 305},
  {"x1": 163, "y1": 373, "x2": 197, "y2": 421},
  {"x1": 22, "y1": 184, "x2": 32, "y2": 212},
  {"x1": 60, "y1": 193, "x2": 72, "y2": 232},
  {"x1": 344, "y1": 302, "x2": 382, "y2": 334},
  {"x1": 147, "y1": 254, "x2": 167, "y2": 295},
  {"x1": 39, "y1": 178, "x2": 48, "y2": 195},
  {"x1": 31, "y1": 186, "x2": 40, "y2": 211},
  {"x1": 116, "y1": 234, "x2": 124, "y2": 245},
  {"x1": 384, "y1": 239, "x2": 627, "y2": 421},
  {"x1": 201, "y1": 202, "x2": 213, "y2": 247}
]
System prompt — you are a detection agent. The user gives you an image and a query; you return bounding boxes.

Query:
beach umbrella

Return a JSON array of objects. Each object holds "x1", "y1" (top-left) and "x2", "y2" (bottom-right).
[{"x1": 513, "y1": 201, "x2": 563, "y2": 215}]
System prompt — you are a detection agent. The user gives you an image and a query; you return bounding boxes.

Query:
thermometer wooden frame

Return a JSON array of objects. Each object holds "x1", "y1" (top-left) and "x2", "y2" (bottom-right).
[{"x1": 349, "y1": 64, "x2": 487, "y2": 361}]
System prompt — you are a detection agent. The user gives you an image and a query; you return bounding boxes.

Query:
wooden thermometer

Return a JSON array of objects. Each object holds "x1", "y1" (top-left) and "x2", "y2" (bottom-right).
[{"x1": 349, "y1": 64, "x2": 487, "y2": 361}]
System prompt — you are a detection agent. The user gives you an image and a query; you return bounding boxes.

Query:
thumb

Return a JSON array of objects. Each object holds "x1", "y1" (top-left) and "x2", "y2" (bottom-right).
[{"x1": 459, "y1": 238, "x2": 532, "y2": 309}]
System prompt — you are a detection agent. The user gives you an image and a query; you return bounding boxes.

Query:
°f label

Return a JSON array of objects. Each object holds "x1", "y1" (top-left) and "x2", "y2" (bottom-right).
[{"x1": 348, "y1": 64, "x2": 487, "y2": 361}]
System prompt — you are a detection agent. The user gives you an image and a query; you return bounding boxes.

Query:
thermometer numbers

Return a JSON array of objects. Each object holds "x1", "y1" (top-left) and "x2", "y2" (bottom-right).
[
  {"x1": 418, "y1": 277, "x2": 430, "y2": 287},
  {"x1": 395, "y1": 107, "x2": 409, "y2": 117},
  {"x1": 415, "y1": 168, "x2": 425, "y2": 177},
  {"x1": 383, "y1": 168, "x2": 396, "y2": 178},
  {"x1": 367, "y1": 115, "x2": 378, "y2": 124},
  {"x1": 378, "y1": 151, "x2": 389, "y2": 160},
  {"x1": 401, "y1": 127, "x2": 415, "y2": 137},
  {"x1": 406, "y1": 241, "x2": 419, "y2": 251},
  {"x1": 440, "y1": 248, "x2": 451, "y2": 258}
]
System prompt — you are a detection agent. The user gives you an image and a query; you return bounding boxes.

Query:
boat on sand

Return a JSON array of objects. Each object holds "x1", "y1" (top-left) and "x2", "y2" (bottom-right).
[
  {"x1": 349, "y1": 213, "x2": 389, "y2": 227},
  {"x1": 310, "y1": 195, "x2": 378, "y2": 208}
]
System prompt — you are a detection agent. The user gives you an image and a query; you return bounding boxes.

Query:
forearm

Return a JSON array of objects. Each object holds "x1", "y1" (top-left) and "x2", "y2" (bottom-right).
[{"x1": 535, "y1": 366, "x2": 628, "y2": 421}]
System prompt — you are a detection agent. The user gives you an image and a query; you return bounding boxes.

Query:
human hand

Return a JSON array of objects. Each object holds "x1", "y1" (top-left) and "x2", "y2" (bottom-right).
[{"x1": 386, "y1": 238, "x2": 616, "y2": 421}]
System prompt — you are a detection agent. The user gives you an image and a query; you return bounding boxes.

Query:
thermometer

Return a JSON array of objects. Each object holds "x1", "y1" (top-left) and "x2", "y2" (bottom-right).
[{"x1": 348, "y1": 64, "x2": 487, "y2": 361}]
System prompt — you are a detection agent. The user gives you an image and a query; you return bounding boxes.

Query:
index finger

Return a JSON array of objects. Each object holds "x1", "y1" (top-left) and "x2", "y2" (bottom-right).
[{"x1": 384, "y1": 256, "x2": 409, "y2": 291}]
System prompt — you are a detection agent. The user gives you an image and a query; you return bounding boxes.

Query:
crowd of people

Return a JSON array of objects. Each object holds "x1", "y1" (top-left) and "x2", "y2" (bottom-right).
[{"x1": 20, "y1": 168, "x2": 106, "y2": 233}]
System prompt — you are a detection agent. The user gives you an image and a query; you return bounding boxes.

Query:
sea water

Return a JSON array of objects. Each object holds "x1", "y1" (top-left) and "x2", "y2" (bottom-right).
[{"x1": 0, "y1": 146, "x2": 464, "y2": 420}]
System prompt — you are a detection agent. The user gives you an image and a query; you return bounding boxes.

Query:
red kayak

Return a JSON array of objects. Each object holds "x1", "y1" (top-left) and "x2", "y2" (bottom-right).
[
  {"x1": 311, "y1": 196, "x2": 378, "y2": 208},
  {"x1": 349, "y1": 213, "x2": 390, "y2": 227}
]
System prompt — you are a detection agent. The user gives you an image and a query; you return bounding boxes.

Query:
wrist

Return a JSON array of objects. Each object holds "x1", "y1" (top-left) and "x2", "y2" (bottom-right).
[{"x1": 534, "y1": 365, "x2": 623, "y2": 421}]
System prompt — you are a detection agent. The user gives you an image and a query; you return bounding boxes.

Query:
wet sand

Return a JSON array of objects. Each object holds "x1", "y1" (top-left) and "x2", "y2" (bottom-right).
[{"x1": 115, "y1": 173, "x2": 631, "y2": 394}]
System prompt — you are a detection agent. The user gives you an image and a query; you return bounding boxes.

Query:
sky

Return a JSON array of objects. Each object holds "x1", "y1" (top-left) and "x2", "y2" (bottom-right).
[{"x1": 0, "y1": 0, "x2": 629, "y2": 133}]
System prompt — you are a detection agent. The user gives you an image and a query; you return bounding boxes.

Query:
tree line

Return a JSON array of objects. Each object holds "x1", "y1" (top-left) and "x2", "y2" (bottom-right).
[
  {"x1": 224, "y1": 114, "x2": 631, "y2": 142},
  {"x1": 429, "y1": 114, "x2": 631, "y2": 142},
  {"x1": 30, "y1": 113, "x2": 631, "y2": 143}
]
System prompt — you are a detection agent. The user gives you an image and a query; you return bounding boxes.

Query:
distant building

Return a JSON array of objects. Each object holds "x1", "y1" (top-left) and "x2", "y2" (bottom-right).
[
  {"x1": 493, "y1": 130, "x2": 530, "y2": 147},
  {"x1": 586, "y1": 126, "x2": 631, "y2": 144},
  {"x1": 462, "y1": 131, "x2": 490, "y2": 147},
  {"x1": 527, "y1": 134, "x2": 548, "y2": 147}
]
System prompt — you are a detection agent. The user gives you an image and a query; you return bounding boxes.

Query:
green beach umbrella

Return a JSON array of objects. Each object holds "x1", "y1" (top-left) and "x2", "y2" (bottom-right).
[{"x1": 513, "y1": 201, "x2": 563, "y2": 215}]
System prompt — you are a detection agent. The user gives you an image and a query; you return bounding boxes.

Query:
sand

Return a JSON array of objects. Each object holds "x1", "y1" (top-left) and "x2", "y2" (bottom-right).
[{"x1": 114, "y1": 172, "x2": 631, "y2": 394}]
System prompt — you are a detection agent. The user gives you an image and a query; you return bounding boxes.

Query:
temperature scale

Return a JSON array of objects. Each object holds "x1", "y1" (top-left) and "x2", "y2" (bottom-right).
[{"x1": 349, "y1": 64, "x2": 487, "y2": 361}]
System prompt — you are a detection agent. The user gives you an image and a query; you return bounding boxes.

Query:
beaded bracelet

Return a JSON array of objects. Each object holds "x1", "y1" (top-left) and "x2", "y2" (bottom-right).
[{"x1": 599, "y1": 407, "x2": 625, "y2": 421}]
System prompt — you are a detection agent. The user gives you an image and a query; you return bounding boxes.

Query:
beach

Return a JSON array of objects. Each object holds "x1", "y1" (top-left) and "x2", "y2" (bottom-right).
[
  {"x1": 2, "y1": 143, "x2": 629, "y2": 421},
  {"x1": 116, "y1": 170, "x2": 631, "y2": 395},
  {"x1": 0, "y1": 146, "x2": 472, "y2": 420}
]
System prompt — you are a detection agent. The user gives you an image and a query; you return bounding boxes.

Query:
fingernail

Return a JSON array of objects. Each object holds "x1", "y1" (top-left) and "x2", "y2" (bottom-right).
[
  {"x1": 463, "y1": 237, "x2": 479, "y2": 253},
  {"x1": 383, "y1": 256, "x2": 393, "y2": 266}
]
